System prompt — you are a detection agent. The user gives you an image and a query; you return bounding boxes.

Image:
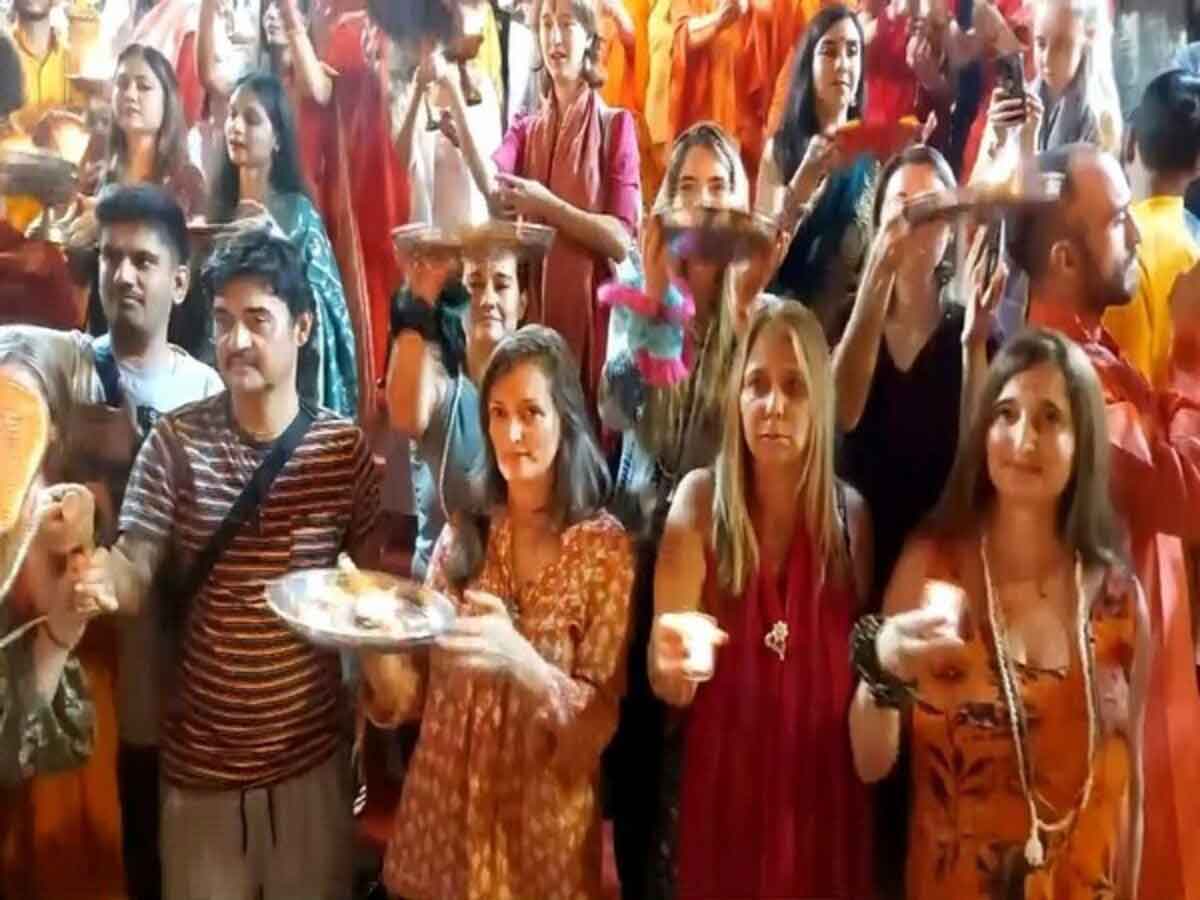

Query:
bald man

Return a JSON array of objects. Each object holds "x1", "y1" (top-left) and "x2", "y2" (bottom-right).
[{"x1": 1015, "y1": 143, "x2": 1200, "y2": 900}]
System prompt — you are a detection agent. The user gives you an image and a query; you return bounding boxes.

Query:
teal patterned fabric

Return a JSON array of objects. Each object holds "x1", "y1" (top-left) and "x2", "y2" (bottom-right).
[
  {"x1": 270, "y1": 192, "x2": 359, "y2": 419},
  {"x1": 0, "y1": 608, "x2": 95, "y2": 785}
]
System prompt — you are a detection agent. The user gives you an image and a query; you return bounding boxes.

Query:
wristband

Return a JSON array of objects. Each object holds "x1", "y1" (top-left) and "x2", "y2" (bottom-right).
[{"x1": 849, "y1": 614, "x2": 915, "y2": 709}]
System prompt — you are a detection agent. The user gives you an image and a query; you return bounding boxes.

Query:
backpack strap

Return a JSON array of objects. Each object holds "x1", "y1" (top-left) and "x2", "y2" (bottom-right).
[{"x1": 91, "y1": 339, "x2": 124, "y2": 409}]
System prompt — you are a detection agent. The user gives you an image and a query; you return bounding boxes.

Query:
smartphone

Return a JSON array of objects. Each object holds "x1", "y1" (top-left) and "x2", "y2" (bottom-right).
[{"x1": 995, "y1": 52, "x2": 1025, "y2": 104}]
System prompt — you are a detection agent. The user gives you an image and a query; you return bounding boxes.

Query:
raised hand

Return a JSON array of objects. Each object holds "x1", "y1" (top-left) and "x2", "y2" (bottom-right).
[{"x1": 962, "y1": 224, "x2": 1007, "y2": 347}]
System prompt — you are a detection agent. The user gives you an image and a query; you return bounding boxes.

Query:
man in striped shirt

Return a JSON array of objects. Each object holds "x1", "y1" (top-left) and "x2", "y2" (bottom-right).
[{"x1": 76, "y1": 228, "x2": 381, "y2": 900}]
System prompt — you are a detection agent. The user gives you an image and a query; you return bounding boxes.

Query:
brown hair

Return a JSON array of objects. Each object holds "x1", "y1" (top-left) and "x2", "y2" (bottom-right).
[
  {"x1": 638, "y1": 122, "x2": 746, "y2": 461},
  {"x1": 932, "y1": 328, "x2": 1124, "y2": 567},
  {"x1": 446, "y1": 325, "x2": 610, "y2": 588},
  {"x1": 712, "y1": 298, "x2": 847, "y2": 594},
  {"x1": 532, "y1": 0, "x2": 606, "y2": 94},
  {"x1": 106, "y1": 44, "x2": 190, "y2": 185}
]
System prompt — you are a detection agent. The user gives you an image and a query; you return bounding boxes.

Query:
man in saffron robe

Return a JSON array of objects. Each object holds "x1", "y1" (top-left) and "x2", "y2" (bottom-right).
[
  {"x1": 1017, "y1": 144, "x2": 1200, "y2": 900},
  {"x1": 600, "y1": 0, "x2": 658, "y2": 206},
  {"x1": 648, "y1": 0, "x2": 805, "y2": 189}
]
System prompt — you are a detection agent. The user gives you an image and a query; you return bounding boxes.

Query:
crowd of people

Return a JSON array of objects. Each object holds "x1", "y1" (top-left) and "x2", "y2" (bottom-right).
[{"x1": 0, "y1": 0, "x2": 1198, "y2": 898}]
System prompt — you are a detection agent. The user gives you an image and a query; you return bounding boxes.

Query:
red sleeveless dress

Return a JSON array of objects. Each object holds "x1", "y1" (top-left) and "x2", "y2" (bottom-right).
[{"x1": 675, "y1": 525, "x2": 875, "y2": 899}]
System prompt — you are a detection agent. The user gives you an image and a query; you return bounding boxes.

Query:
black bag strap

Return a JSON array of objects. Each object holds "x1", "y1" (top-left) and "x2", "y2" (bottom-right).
[
  {"x1": 174, "y1": 404, "x2": 316, "y2": 609},
  {"x1": 92, "y1": 339, "x2": 124, "y2": 409}
]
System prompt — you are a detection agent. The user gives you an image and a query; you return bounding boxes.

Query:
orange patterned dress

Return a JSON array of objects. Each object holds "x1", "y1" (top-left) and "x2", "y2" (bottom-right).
[
  {"x1": 383, "y1": 513, "x2": 635, "y2": 900},
  {"x1": 907, "y1": 543, "x2": 1140, "y2": 900}
]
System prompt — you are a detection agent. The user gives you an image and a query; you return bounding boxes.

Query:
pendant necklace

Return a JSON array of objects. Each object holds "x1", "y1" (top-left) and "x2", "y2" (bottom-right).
[
  {"x1": 764, "y1": 619, "x2": 790, "y2": 661},
  {"x1": 763, "y1": 553, "x2": 793, "y2": 662},
  {"x1": 980, "y1": 535, "x2": 1097, "y2": 869}
]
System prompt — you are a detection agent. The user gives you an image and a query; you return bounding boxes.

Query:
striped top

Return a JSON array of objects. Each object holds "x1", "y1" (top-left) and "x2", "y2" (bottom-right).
[{"x1": 120, "y1": 394, "x2": 381, "y2": 790}]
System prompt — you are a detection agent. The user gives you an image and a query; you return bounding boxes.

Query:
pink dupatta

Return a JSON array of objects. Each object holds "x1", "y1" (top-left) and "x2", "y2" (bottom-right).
[{"x1": 499, "y1": 87, "x2": 638, "y2": 408}]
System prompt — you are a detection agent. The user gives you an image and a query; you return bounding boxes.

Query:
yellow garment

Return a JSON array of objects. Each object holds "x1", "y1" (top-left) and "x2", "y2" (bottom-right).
[
  {"x1": 475, "y1": 4, "x2": 504, "y2": 122},
  {"x1": 11, "y1": 27, "x2": 73, "y2": 133},
  {"x1": 1104, "y1": 196, "x2": 1200, "y2": 388},
  {"x1": 4, "y1": 195, "x2": 41, "y2": 233}
]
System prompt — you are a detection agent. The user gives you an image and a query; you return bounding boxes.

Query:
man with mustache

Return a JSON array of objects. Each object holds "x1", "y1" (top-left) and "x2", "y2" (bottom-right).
[
  {"x1": 0, "y1": 183, "x2": 221, "y2": 899},
  {"x1": 1014, "y1": 142, "x2": 1200, "y2": 900},
  {"x1": 74, "y1": 227, "x2": 381, "y2": 900}
]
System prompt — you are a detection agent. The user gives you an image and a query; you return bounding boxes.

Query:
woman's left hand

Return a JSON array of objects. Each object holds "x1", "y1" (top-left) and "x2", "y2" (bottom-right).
[
  {"x1": 436, "y1": 590, "x2": 549, "y2": 693},
  {"x1": 493, "y1": 174, "x2": 555, "y2": 219}
]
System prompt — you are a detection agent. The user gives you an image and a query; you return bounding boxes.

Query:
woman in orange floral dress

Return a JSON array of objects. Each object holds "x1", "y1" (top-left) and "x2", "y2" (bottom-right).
[
  {"x1": 848, "y1": 330, "x2": 1150, "y2": 900},
  {"x1": 361, "y1": 325, "x2": 635, "y2": 900}
]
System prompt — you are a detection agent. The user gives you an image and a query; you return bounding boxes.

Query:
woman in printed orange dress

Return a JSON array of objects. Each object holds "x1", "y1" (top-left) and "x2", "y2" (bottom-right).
[
  {"x1": 849, "y1": 330, "x2": 1150, "y2": 899},
  {"x1": 361, "y1": 326, "x2": 635, "y2": 900}
]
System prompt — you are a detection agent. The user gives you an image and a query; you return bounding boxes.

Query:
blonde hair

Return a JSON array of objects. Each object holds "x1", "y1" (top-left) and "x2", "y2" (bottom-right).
[
  {"x1": 638, "y1": 123, "x2": 747, "y2": 460},
  {"x1": 1036, "y1": 0, "x2": 1123, "y2": 153},
  {"x1": 711, "y1": 299, "x2": 847, "y2": 595}
]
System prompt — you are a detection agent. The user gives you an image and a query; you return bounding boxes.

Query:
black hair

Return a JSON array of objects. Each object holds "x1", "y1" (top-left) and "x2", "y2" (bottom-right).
[
  {"x1": 871, "y1": 144, "x2": 957, "y2": 227},
  {"x1": 873, "y1": 144, "x2": 959, "y2": 288},
  {"x1": 210, "y1": 72, "x2": 309, "y2": 224},
  {"x1": 95, "y1": 182, "x2": 191, "y2": 263},
  {"x1": 0, "y1": 34, "x2": 24, "y2": 118},
  {"x1": 200, "y1": 226, "x2": 314, "y2": 319},
  {"x1": 200, "y1": 226, "x2": 319, "y2": 400},
  {"x1": 368, "y1": 0, "x2": 457, "y2": 45},
  {"x1": 445, "y1": 325, "x2": 610, "y2": 588},
  {"x1": 1131, "y1": 68, "x2": 1200, "y2": 176},
  {"x1": 107, "y1": 44, "x2": 190, "y2": 184},
  {"x1": 771, "y1": 4, "x2": 866, "y2": 183}
]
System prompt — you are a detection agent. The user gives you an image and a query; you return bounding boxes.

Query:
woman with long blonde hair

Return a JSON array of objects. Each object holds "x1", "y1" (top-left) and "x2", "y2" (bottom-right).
[{"x1": 649, "y1": 298, "x2": 875, "y2": 898}]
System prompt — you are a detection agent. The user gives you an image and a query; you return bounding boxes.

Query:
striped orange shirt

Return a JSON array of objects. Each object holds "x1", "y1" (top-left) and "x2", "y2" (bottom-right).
[{"x1": 120, "y1": 394, "x2": 380, "y2": 790}]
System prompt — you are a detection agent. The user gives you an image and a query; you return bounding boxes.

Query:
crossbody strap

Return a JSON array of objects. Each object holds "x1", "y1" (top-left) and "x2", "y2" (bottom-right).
[
  {"x1": 91, "y1": 339, "x2": 124, "y2": 409},
  {"x1": 174, "y1": 404, "x2": 316, "y2": 611}
]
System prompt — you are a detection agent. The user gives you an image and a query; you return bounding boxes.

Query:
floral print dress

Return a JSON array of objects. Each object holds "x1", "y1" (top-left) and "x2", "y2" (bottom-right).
[
  {"x1": 384, "y1": 512, "x2": 635, "y2": 900},
  {"x1": 907, "y1": 543, "x2": 1140, "y2": 900}
]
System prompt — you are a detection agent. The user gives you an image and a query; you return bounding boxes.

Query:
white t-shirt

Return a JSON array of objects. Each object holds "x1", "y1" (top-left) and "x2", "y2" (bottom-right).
[{"x1": 101, "y1": 338, "x2": 223, "y2": 747}]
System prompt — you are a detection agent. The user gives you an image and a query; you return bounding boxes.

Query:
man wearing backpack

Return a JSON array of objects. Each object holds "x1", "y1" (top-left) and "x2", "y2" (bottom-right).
[{"x1": 0, "y1": 183, "x2": 222, "y2": 899}]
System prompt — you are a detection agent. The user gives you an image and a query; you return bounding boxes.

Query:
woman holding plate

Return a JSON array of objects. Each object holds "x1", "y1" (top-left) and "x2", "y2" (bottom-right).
[
  {"x1": 446, "y1": 0, "x2": 642, "y2": 411},
  {"x1": 386, "y1": 223, "x2": 549, "y2": 581},
  {"x1": 362, "y1": 325, "x2": 634, "y2": 899},
  {"x1": 209, "y1": 71, "x2": 358, "y2": 417},
  {"x1": 756, "y1": 4, "x2": 877, "y2": 343},
  {"x1": 600, "y1": 119, "x2": 751, "y2": 899}
]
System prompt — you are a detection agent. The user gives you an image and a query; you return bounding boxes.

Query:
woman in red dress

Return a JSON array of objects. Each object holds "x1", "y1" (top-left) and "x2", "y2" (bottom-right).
[{"x1": 650, "y1": 298, "x2": 875, "y2": 899}]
